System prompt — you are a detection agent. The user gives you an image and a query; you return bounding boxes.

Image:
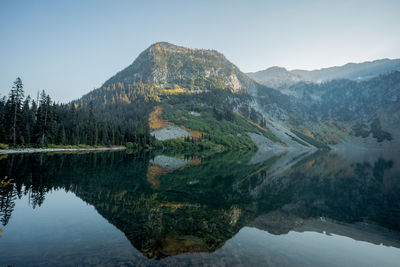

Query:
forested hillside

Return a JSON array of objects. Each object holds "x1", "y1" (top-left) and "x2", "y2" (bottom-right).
[
  {"x1": 3, "y1": 42, "x2": 396, "y2": 150},
  {"x1": 0, "y1": 43, "x2": 280, "y2": 150},
  {"x1": 0, "y1": 78, "x2": 154, "y2": 148}
]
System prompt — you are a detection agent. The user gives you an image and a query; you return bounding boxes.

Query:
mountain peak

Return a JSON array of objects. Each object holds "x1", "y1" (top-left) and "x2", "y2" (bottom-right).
[
  {"x1": 266, "y1": 66, "x2": 288, "y2": 72},
  {"x1": 147, "y1": 42, "x2": 185, "y2": 51},
  {"x1": 247, "y1": 66, "x2": 302, "y2": 88},
  {"x1": 102, "y1": 42, "x2": 252, "y2": 92}
]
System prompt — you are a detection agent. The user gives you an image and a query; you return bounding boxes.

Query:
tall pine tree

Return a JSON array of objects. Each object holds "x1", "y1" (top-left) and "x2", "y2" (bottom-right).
[{"x1": 8, "y1": 78, "x2": 24, "y2": 146}]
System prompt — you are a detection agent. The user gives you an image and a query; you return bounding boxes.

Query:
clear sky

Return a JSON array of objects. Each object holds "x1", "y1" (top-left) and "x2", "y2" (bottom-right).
[{"x1": 1, "y1": 0, "x2": 399, "y2": 102}]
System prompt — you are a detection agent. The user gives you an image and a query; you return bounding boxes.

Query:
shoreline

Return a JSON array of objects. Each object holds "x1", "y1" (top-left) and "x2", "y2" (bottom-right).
[{"x1": 0, "y1": 147, "x2": 126, "y2": 154}]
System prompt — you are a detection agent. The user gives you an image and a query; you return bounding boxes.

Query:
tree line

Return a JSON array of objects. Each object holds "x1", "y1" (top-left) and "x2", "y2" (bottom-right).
[{"x1": 0, "y1": 78, "x2": 154, "y2": 148}]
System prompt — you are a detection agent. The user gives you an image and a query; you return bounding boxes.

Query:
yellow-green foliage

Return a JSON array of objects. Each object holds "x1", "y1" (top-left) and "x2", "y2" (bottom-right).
[
  {"x1": 0, "y1": 143, "x2": 9, "y2": 150},
  {"x1": 0, "y1": 176, "x2": 14, "y2": 188},
  {"x1": 46, "y1": 144, "x2": 116, "y2": 149}
]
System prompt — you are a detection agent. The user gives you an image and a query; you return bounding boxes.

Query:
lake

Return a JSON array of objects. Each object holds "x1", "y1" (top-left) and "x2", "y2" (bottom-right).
[{"x1": 0, "y1": 149, "x2": 399, "y2": 266}]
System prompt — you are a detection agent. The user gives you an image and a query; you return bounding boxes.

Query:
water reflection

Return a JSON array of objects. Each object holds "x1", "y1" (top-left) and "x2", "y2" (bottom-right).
[{"x1": 0, "y1": 149, "x2": 399, "y2": 265}]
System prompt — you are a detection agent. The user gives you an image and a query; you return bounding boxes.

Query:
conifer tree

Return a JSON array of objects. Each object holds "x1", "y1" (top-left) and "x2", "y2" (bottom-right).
[{"x1": 8, "y1": 77, "x2": 24, "y2": 146}]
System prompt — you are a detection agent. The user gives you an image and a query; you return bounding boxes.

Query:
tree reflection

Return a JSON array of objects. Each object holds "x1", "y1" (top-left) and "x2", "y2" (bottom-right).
[{"x1": 0, "y1": 150, "x2": 398, "y2": 258}]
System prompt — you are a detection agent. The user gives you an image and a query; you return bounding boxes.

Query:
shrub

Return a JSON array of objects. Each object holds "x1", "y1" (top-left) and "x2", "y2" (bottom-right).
[{"x1": 126, "y1": 142, "x2": 135, "y2": 149}]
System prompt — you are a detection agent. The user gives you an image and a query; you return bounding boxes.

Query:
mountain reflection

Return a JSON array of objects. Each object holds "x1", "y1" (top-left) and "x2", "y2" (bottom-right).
[{"x1": 0, "y1": 149, "x2": 399, "y2": 259}]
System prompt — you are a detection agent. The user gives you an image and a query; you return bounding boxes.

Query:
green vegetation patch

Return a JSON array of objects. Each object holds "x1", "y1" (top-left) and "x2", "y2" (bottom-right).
[{"x1": 157, "y1": 102, "x2": 284, "y2": 150}]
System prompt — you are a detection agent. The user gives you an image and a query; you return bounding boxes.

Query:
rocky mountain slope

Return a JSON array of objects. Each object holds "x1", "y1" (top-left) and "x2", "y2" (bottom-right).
[
  {"x1": 247, "y1": 56, "x2": 400, "y2": 148},
  {"x1": 254, "y1": 70, "x2": 400, "y2": 146}
]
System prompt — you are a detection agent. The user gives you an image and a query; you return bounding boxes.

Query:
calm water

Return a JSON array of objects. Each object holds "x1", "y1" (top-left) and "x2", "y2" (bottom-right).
[{"x1": 0, "y1": 148, "x2": 399, "y2": 266}]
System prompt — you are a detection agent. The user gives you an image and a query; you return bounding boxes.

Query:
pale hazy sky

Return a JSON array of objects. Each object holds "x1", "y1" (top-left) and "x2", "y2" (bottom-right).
[{"x1": 1, "y1": 0, "x2": 400, "y2": 101}]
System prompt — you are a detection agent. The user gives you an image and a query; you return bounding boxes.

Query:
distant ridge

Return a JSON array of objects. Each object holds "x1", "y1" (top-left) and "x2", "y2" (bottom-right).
[
  {"x1": 247, "y1": 66, "x2": 303, "y2": 88},
  {"x1": 248, "y1": 58, "x2": 400, "y2": 87},
  {"x1": 291, "y1": 58, "x2": 400, "y2": 82}
]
